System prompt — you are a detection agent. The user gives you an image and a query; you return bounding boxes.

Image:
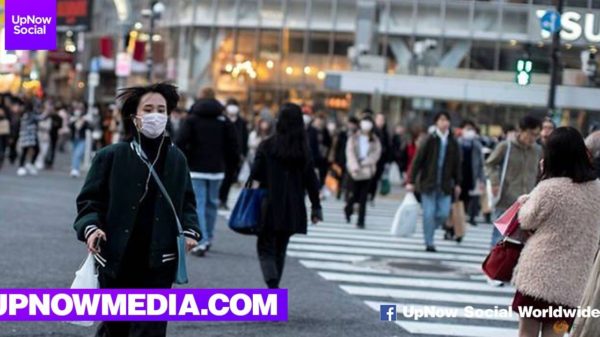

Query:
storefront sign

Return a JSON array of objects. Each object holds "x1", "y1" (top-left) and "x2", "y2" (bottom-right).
[
  {"x1": 57, "y1": 0, "x2": 92, "y2": 30},
  {"x1": 534, "y1": 8, "x2": 600, "y2": 43}
]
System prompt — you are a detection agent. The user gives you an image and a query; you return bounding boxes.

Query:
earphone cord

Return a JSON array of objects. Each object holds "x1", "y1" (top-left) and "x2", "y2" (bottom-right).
[{"x1": 138, "y1": 132, "x2": 166, "y2": 203}]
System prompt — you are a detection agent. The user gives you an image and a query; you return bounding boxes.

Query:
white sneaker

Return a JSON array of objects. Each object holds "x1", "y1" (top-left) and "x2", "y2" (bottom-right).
[
  {"x1": 35, "y1": 161, "x2": 44, "y2": 170},
  {"x1": 70, "y1": 169, "x2": 80, "y2": 178},
  {"x1": 17, "y1": 167, "x2": 27, "y2": 176},
  {"x1": 25, "y1": 164, "x2": 38, "y2": 175}
]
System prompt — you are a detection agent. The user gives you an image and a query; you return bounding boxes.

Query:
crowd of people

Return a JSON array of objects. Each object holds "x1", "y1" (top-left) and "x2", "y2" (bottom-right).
[{"x1": 5, "y1": 83, "x2": 600, "y2": 337}]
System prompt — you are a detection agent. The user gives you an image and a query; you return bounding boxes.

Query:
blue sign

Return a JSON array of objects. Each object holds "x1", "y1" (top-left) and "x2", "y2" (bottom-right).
[
  {"x1": 90, "y1": 57, "x2": 100, "y2": 73},
  {"x1": 540, "y1": 10, "x2": 561, "y2": 34},
  {"x1": 380, "y1": 305, "x2": 397, "y2": 321}
]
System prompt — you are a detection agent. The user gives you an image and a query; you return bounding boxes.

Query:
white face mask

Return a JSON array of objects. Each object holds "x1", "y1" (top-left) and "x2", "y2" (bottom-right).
[
  {"x1": 226, "y1": 104, "x2": 239, "y2": 117},
  {"x1": 303, "y1": 114, "x2": 312, "y2": 126},
  {"x1": 138, "y1": 112, "x2": 168, "y2": 139},
  {"x1": 360, "y1": 120, "x2": 373, "y2": 132},
  {"x1": 463, "y1": 129, "x2": 477, "y2": 140}
]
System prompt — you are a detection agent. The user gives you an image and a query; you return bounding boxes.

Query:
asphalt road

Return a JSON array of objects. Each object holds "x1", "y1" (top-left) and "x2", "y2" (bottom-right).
[{"x1": 0, "y1": 155, "x2": 403, "y2": 337}]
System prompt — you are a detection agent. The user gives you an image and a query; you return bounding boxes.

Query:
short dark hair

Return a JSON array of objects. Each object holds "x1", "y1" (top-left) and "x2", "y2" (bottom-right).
[
  {"x1": 348, "y1": 117, "x2": 359, "y2": 125},
  {"x1": 461, "y1": 119, "x2": 477, "y2": 129},
  {"x1": 503, "y1": 124, "x2": 516, "y2": 134},
  {"x1": 541, "y1": 127, "x2": 597, "y2": 183},
  {"x1": 433, "y1": 111, "x2": 451, "y2": 123},
  {"x1": 519, "y1": 115, "x2": 542, "y2": 131},
  {"x1": 362, "y1": 108, "x2": 374, "y2": 116},
  {"x1": 117, "y1": 82, "x2": 179, "y2": 138}
]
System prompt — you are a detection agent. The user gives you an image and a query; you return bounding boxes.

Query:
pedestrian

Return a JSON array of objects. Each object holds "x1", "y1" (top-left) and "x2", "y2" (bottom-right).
[
  {"x1": 7, "y1": 96, "x2": 23, "y2": 165},
  {"x1": 391, "y1": 123, "x2": 407, "y2": 182},
  {"x1": 485, "y1": 116, "x2": 542, "y2": 247},
  {"x1": 307, "y1": 114, "x2": 332, "y2": 189},
  {"x1": 512, "y1": 127, "x2": 600, "y2": 337},
  {"x1": 0, "y1": 105, "x2": 9, "y2": 171},
  {"x1": 69, "y1": 106, "x2": 89, "y2": 178},
  {"x1": 539, "y1": 117, "x2": 556, "y2": 146},
  {"x1": 344, "y1": 116, "x2": 382, "y2": 229},
  {"x1": 16, "y1": 100, "x2": 41, "y2": 177},
  {"x1": 369, "y1": 112, "x2": 391, "y2": 202},
  {"x1": 584, "y1": 130, "x2": 600, "y2": 178},
  {"x1": 250, "y1": 103, "x2": 322, "y2": 289},
  {"x1": 247, "y1": 118, "x2": 273, "y2": 166},
  {"x1": 73, "y1": 83, "x2": 200, "y2": 337},
  {"x1": 484, "y1": 115, "x2": 541, "y2": 286},
  {"x1": 458, "y1": 120, "x2": 485, "y2": 227},
  {"x1": 44, "y1": 104, "x2": 63, "y2": 169},
  {"x1": 406, "y1": 112, "x2": 462, "y2": 252},
  {"x1": 219, "y1": 98, "x2": 249, "y2": 210},
  {"x1": 176, "y1": 95, "x2": 239, "y2": 257},
  {"x1": 335, "y1": 117, "x2": 359, "y2": 200}
]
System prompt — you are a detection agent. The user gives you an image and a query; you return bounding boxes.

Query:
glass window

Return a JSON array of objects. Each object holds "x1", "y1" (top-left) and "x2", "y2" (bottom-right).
[
  {"x1": 216, "y1": 0, "x2": 237, "y2": 26},
  {"x1": 238, "y1": 0, "x2": 259, "y2": 27},
  {"x1": 473, "y1": 1, "x2": 499, "y2": 40},
  {"x1": 310, "y1": 0, "x2": 334, "y2": 31},
  {"x1": 414, "y1": 0, "x2": 442, "y2": 36},
  {"x1": 261, "y1": 0, "x2": 284, "y2": 29},
  {"x1": 388, "y1": 0, "x2": 414, "y2": 35},
  {"x1": 286, "y1": 0, "x2": 307, "y2": 30},
  {"x1": 335, "y1": 0, "x2": 357, "y2": 32}
]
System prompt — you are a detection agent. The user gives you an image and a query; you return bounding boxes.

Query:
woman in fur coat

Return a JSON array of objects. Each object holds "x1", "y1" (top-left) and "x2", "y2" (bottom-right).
[{"x1": 511, "y1": 127, "x2": 600, "y2": 337}]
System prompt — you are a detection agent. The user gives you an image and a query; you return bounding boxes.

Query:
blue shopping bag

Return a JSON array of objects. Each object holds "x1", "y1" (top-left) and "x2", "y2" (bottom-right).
[{"x1": 228, "y1": 185, "x2": 267, "y2": 235}]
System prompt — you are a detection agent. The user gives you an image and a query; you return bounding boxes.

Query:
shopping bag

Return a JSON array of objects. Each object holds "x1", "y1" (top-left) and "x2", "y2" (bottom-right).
[
  {"x1": 229, "y1": 181, "x2": 267, "y2": 235},
  {"x1": 325, "y1": 173, "x2": 340, "y2": 194},
  {"x1": 451, "y1": 201, "x2": 467, "y2": 238},
  {"x1": 390, "y1": 192, "x2": 419, "y2": 237},
  {"x1": 379, "y1": 178, "x2": 391, "y2": 196},
  {"x1": 493, "y1": 201, "x2": 521, "y2": 236},
  {"x1": 68, "y1": 253, "x2": 98, "y2": 327}
]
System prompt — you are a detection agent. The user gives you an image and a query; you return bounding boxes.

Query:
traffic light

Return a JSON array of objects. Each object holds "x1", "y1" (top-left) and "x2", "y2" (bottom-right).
[{"x1": 516, "y1": 59, "x2": 533, "y2": 86}]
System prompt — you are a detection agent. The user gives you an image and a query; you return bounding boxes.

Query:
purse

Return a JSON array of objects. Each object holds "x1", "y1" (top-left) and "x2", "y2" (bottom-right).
[
  {"x1": 132, "y1": 141, "x2": 189, "y2": 285},
  {"x1": 481, "y1": 202, "x2": 524, "y2": 282},
  {"x1": 228, "y1": 179, "x2": 266, "y2": 235}
]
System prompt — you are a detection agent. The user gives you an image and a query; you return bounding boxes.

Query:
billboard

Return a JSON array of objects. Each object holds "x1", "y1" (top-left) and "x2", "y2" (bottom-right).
[{"x1": 57, "y1": 0, "x2": 92, "y2": 30}]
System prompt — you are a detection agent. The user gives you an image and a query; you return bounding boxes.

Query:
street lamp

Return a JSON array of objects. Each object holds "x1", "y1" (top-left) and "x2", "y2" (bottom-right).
[{"x1": 143, "y1": 1, "x2": 165, "y2": 82}]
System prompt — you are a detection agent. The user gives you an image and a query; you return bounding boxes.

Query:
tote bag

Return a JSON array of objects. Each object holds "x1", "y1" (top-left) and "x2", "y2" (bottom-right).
[
  {"x1": 229, "y1": 180, "x2": 266, "y2": 235},
  {"x1": 390, "y1": 192, "x2": 419, "y2": 237}
]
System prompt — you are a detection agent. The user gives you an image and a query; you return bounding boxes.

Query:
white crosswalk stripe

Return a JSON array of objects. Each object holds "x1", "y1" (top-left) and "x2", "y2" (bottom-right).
[
  {"x1": 292, "y1": 198, "x2": 519, "y2": 336},
  {"x1": 223, "y1": 193, "x2": 519, "y2": 336}
]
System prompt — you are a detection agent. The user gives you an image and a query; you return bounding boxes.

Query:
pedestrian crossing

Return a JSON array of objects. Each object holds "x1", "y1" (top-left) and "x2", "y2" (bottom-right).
[
  {"x1": 291, "y1": 197, "x2": 519, "y2": 337},
  {"x1": 220, "y1": 194, "x2": 520, "y2": 337}
]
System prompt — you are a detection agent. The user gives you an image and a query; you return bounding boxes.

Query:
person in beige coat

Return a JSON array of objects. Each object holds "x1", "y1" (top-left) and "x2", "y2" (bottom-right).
[
  {"x1": 511, "y1": 127, "x2": 600, "y2": 337},
  {"x1": 344, "y1": 115, "x2": 382, "y2": 228}
]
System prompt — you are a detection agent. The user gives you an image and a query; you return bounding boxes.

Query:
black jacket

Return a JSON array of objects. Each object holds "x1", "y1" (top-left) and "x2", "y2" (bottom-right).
[
  {"x1": 73, "y1": 140, "x2": 201, "y2": 279},
  {"x1": 410, "y1": 132, "x2": 462, "y2": 195},
  {"x1": 251, "y1": 138, "x2": 321, "y2": 234},
  {"x1": 231, "y1": 117, "x2": 249, "y2": 158},
  {"x1": 176, "y1": 99, "x2": 240, "y2": 173}
]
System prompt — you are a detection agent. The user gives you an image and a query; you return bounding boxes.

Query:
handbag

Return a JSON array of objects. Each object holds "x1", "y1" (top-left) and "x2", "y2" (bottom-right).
[
  {"x1": 228, "y1": 179, "x2": 266, "y2": 235},
  {"x1": 132, "y1": 141, "x2": 189, "y2": 285},
  {"x1": 451, "y1": 201, "x2": 467, "y2": 238},
  {"x1": 482, "y1": 202, "x2": 524, "y2": 282}
]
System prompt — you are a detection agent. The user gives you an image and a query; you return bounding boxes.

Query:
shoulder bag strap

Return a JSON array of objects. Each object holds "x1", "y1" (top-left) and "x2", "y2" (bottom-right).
[
  {"x1": 132, "y1": 141, "x2": 183, "y2": 235},
  {"x1": 497, "y1": 140, "x2": 512, "y2": 202}
]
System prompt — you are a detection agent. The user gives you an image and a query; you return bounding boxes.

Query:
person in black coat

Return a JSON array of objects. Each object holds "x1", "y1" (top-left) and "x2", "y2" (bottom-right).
[
  {"x1": 74, "y1": 83, "x2": 201, "y2": 337},
  {"x1": 176, "y1": 97, "x2": 240, "y2": 256},
  {"x1": 369, "y1": 112, "x2": 392, "y2": 201},
  {"x1": 219, "y1": 98, "x2": 249, "y2": 209},
  {"x1": 307, "y1": 115, "x2": 332, "y2": 188},
  {"x1": 251, "y1": 103, "x2": 323, "y2": 289}
]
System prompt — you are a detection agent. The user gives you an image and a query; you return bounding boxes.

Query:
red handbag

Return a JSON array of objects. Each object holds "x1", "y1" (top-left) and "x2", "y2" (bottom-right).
[{"x1": 481, "y1": 202, "x2": 525, "y2": 282}]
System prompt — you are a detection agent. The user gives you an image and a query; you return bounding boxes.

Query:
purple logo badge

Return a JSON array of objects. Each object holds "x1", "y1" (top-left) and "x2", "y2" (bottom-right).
[{"x1": 5, "y1": 0, "x2": 57, "y2": 50}]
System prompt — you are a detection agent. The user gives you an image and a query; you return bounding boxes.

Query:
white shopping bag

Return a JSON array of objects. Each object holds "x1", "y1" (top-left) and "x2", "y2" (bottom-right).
[
  {"x1": 68, "y1": 253, "x2": 98, "y2": 327},
  {"x1": 238, "y1": 160, "x2": 251, "y2": 183},
  {"x1": 390, "y1": 192, "x2": 419, "y2": 237}
]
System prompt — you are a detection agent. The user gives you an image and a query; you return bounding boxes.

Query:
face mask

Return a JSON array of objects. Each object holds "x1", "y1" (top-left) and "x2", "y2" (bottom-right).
[
  {"x1": 360, "y1": 120, "x2": 373, "y2": 132},
  {"x1": 303, "y1": 114, "x2": 312, "y2": 126},
  {"x1": 463, "y1": 129, "x2": 476, "y2": 140},
  {"x1": 137, "y1": 112, "x2": 168, "y2": 139},
  {"x1": 226, "y1": 105, "x2": 239, "y2": 117}
]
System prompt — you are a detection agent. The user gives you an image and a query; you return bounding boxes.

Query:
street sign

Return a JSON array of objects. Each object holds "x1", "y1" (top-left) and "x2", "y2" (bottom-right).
[
  {"x1": 115, "y1": 52, "x2": 132, "y2": 77},
  {"x1": 540, "y1": 10, "x2": 561, "y2": 34}
]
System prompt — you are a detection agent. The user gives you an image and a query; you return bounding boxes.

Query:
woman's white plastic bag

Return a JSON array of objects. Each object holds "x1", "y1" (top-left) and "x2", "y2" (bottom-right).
[
  {"x1": 390, "y1": 192, "x2": 419, "y2": 237},
  {"x1": 68, "y1": 253, "x2": 98, "y2": 327}
]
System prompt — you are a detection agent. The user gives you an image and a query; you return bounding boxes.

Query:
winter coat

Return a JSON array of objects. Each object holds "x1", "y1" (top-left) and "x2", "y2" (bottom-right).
[
  {"x1": 73, "y1": 140, "x2": 201, "y2": 279},
  {"x1": 18, "y1": 111, "x2": 40, "y2": 147},
  {"x1": 458, "y1": 137, "x2": 485, "y2": 191},
  {"x1": 484, "y1": 139, "x2": 542, "y2": 209},
  {"x1": 176, "y1": 99, "x2": 240, "y2": 174},
  {"x1": 231, "y1": 116, "x2": 249, "y2": 157},
  {"x1": 250, "y1": 137, "x2": 321, "y2": 234},
  {"x1": 345, "y1": 133, "x2": 382, "y2": 181},
  {"x1": 571, "y1": 251, "x2": 600, "y2": 337},
  {"x1": 513, "y1": 177, "x2": 600, "y2": 307},
  {"x1": 410, "y1": 132, "x2": 462, "y2": 195}
]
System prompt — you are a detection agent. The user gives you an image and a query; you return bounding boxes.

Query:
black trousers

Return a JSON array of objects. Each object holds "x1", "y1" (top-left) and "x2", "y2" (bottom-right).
[
  {"x1": 368, "y1": 161, "x2": 386, "y2": 201},
  {"x1": 0, "y1": 136, "x2": 7, "y2": 170},
  {"x1": 44, "y1": 135, "x2": 58, "y2": 167},
  {"x1": 19, "y1": 143, "x2": 39, "y2": 167},
  {"x1": 219, "y1": 164, "x2": 241, "y2": 205},
  {"x1": 96, "y1": 265, "x2": 175, "y2": 337},
  {"x1": 345, "y1": 179, "x2": 371, "y2": 226},
  {"x1": 257, "y1": 230, "x2": 291, "y2": 289}
]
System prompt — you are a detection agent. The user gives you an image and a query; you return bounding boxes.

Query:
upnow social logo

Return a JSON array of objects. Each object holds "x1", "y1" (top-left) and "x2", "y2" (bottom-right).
[
  {"x1": 380, "y1": 305, "x2": 397, "y2": 321},
  {"x1": 5, "y1": 0, "x2": 56, "y2": 50}
]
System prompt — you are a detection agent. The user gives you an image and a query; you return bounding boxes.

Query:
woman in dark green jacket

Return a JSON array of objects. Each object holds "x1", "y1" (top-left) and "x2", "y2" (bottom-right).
[{"x1": 73, "y1": 83, "x2": 200, "y2": 337}]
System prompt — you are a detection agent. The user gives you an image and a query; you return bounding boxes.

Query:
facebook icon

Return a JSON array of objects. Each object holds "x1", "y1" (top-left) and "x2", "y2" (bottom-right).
[{"x1": 380, "y1": 305, "x2": 397, "y2": 321}]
